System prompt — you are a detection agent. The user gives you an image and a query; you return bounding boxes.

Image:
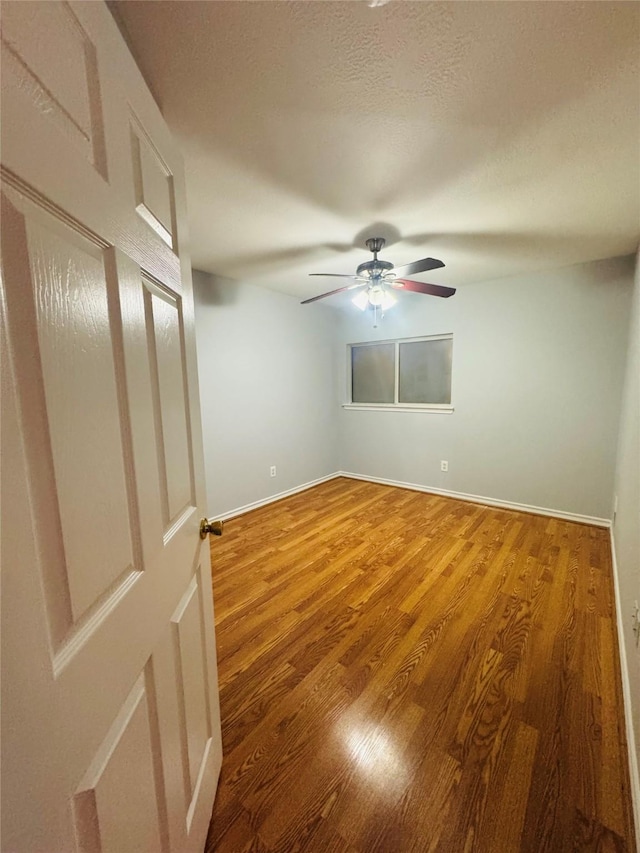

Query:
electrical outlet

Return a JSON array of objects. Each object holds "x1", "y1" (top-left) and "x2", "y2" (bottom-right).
[
  {"x1": 270, "y1": 465, "x2": 276, "y2": 478},
  {"x1": 632, "y1": 600, "x2": 640, "y2": 647},
  {"x1": 440, "y1": 460, "x2": 448, "y2": 472}
]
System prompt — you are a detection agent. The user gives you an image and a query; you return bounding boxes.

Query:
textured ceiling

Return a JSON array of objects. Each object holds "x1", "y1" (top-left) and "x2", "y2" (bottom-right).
[{"x1": 113, "y1": 1, "x2": 640, "y2": 299}]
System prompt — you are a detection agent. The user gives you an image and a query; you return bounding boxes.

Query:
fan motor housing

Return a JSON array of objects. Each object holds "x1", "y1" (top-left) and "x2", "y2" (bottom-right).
[{"x1": 356, "y1": 259, "x2": 394, "y2": 278}]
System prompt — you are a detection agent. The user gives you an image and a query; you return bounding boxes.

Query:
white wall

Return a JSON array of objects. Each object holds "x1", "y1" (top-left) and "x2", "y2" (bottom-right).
[
  {"x1": 193, "y1": 270, "x2": 338, "y2": 517},
  {"x1": 611, "y1": 248, "x2": 640, "y2": 837},
  {"x1": 335, "y1": 256, "x2": 634, "y2": 520}
]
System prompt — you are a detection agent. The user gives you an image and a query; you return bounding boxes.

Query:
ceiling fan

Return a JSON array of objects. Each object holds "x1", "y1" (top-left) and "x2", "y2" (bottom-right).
[{"x1": 301, "y1": 238, "x2": 456, "y2": 314}]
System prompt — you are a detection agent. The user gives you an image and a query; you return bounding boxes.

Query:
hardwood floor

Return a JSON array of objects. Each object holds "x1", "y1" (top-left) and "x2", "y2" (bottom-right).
[{"x1": 205, "y1": 478, "x2": 635, "y2": 852}]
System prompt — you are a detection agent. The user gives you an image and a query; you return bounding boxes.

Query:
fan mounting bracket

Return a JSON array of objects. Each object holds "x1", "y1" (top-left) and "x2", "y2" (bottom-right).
[{"x1": 365, "y1": 237, "x2": 386, "y2": 256}]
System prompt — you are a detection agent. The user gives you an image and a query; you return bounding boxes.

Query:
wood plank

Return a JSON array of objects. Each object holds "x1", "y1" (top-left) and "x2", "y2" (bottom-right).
[{"x1": 205, "y1": 478, "x2": 636, "y2": 852}]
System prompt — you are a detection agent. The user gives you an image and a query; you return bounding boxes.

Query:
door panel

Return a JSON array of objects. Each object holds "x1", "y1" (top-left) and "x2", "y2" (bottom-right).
[
  {"x1": 73, "y1": 666, "x2": 169, "y2": 853},
  {"x1": 131, "y1": 116, "x2": 176, "y2": 249},
  {"x1": 172, "y1": 572, "x2": 213, "y2": 802},
  {"x1": 29, "y1": 215, "x2": 138, "y2": 623},
  {"x1": 143, "y1": 276, "x2": 194, "y2": 526},
  {"x1": 1, "y1": 4, "x2": 222, "y2": 851},
  {"x1": 1, "y1": 0, "x2": 108, "y2": 178},
  {"x1": 1, "y1": 192, "x2": 147, "y2": 671}
]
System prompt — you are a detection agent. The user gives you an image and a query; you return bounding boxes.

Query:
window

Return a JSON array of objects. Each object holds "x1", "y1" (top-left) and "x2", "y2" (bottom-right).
[{"x1": 346, "y1": 334, "x2": 453, "y2": 412}]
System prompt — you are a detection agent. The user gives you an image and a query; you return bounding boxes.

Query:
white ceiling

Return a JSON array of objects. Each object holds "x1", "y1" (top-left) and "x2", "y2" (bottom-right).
[{"x1": 113, "y1": 1, "x2": 640, "y2": 301}]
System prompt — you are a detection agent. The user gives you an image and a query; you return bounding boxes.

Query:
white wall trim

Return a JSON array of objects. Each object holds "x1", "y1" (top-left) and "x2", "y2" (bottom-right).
[
  {"x1": 609, "y1": 528, "x2": 640, "y2": 850},
  {"x1": 211, "y1": 473, "x2": 341, "y2": 522},
  {"x1": 215, "y1": 470, "x2": 613, "y2": 527},
  {"x1": 338, "y1": 471, "x2": 612, "y2": 527}
]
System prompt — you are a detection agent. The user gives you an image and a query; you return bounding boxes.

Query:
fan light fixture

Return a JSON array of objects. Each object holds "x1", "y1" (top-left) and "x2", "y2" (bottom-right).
[{"x1": 352, "y1": 286, "x2": 397, "y2": 311}]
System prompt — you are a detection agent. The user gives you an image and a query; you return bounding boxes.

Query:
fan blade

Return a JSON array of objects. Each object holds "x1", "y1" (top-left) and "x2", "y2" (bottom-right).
[
  {"x1": 392, "y1": 279, "x2": 456, "y2": 298},
  {"x1": 393, "y1": 257, "x2": 445, "y2": 277},
  {"x1": 309, "y1": 273, "x2": 356, "y2": 278},
  {"x1": 301, "y1": 282, "x2": 368, "y2": 304}
]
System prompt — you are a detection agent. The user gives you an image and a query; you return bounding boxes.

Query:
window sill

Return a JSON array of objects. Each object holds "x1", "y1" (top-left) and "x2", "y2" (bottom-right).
[{"x1": 342, "y1": 404, "x2": 454, "y2": 414}]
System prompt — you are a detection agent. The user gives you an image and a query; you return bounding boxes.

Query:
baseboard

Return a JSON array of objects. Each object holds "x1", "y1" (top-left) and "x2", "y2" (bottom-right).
[
  {"x1": 212, "y1": 473, "x2": 341, "y2": 522},
  {"x1": 216, "y1": 470, "x2": 612, "y2": 527},
  {"x1": 338, "y1": 471, "x2": 612, "y2": 528},
  {"x1": 609, "y1": 529, "x2": 640, "y2": 849}
]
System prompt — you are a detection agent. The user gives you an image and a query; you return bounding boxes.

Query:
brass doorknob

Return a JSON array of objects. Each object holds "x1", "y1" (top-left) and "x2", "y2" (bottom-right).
[{"x1": 200, "y1": 518, "x2": 224, "y2": 539}]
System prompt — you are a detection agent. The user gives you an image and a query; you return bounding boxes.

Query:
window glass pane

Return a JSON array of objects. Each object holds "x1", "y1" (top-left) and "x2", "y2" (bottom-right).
[
  {"x1": 398, "y1": 339, "x2": 452, "y2": 404},
  {"x1": 351, "y1": 343, "x2": 395, "y2": 404}
]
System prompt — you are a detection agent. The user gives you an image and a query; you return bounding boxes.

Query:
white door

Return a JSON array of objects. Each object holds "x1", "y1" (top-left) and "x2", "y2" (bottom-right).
[{"x1": 1, "y1": 3, "x2": 222, "y2": 851}]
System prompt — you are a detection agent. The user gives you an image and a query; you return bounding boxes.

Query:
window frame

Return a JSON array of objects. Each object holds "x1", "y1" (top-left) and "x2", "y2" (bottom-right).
[{"x1": 344, "y1": 333, "x2": 454, "y2": 414}]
